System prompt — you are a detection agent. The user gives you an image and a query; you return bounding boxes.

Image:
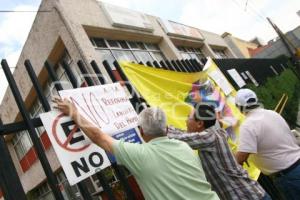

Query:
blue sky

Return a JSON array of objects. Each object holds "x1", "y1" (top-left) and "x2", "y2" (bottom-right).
[{"x1": 0, "y1": 0, "x2": 299, "y2": 102}]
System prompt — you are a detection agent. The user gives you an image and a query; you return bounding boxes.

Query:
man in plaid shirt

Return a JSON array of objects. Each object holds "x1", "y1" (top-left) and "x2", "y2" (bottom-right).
[{"x1": 168, "y1": 103, "x2": 271, "y2": 200}]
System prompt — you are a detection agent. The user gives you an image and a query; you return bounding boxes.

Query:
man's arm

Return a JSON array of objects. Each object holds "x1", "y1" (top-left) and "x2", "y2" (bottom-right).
[
  {"x1": 167, "y1": 126, "x2": 215, "y2": 149},
  {"x1": 235, "y1": 152, "x2": 250, "y2": 165},
  {"x1": 54, "y1": 97, "x2": 116, "y2": 154}
]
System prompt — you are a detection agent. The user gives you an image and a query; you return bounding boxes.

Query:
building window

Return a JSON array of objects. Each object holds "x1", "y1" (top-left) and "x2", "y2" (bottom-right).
[
  {"x1": 90, "y1": 38, "x2": 166, "y2": 69},
  {"x1": 177, "y1": 46, "x2": 205, "y2": 62},
  {"x1": 31, "y1": 182, "x2": 55, "y2": 200},
  {"x1": 212, "y1": 49, "x2": 228, "y2": 58},
  {"x1": 30, "y1": 171, "x2": 83, "y2": 200},
  {"x1": 12, "y1": 130, "x2": 33, "y2": 160}
]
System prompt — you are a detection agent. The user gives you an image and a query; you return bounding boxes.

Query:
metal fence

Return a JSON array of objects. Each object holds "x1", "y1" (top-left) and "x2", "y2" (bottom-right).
[{"x1": 0, "y1": 56, "x2": 291, "y2": 200}]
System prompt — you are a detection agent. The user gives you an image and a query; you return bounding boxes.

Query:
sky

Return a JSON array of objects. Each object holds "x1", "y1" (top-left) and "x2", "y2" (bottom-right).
[{"x1": 0, "y1": 0, "x2": 299, "y2": 103}]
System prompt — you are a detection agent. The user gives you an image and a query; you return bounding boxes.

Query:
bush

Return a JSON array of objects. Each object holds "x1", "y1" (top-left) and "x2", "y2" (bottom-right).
[{"x1": 248, "y1": 69, "x2": 300, "y2": 128}]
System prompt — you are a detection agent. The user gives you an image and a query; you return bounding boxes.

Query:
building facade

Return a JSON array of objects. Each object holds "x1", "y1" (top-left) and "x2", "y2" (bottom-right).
[
  {"x1": 221, "y1": 32, "x2": 261, "y2": 58},
  {"x1": 0, "y1": 0, "x2": 237, "y2": 199},
  {"x1": 251, "y1": 26, "x2": 300, "y2": 58}
]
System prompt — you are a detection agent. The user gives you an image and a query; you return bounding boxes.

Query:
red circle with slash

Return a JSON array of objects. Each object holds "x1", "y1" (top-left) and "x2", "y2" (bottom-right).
[{"x1": 52, "y1": 113, "x2": 90, "y2": 152}]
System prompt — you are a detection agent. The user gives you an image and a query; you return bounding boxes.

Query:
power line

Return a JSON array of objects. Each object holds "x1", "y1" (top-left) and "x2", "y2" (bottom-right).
[
  {"x1": 0, "y1": 10, "x2": 51, "y2": 13},
  {"x1": 231, "y1": 0, "x2": 266, "y2": 22}
]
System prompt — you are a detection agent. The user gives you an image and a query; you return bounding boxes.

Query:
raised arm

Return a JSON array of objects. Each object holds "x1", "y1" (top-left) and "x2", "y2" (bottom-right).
[
  {"x1": 167, "y1": 126, "x2": 215, "y2": 149},
  {"x1": 53, "y1": 97, "x2": 116, "y2": 154}
]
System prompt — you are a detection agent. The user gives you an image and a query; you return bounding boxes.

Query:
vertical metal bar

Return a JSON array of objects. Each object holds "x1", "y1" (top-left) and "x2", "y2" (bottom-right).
[
  {"x1": 171, "y1": 60, "x2": 181, "y2": 72},
  {"x1": 146, "y1": 61, "x2": 153, "y2": 67},
  {"x1": 159, "y1": 61, "x2": 169, "y2": 70},
  {"x1": 185, "y1": 59, "x2": 196, "y2": 72},
  {"x1": 182, "y1": 59, "x2": 192, "y2": 72},
  {"x1": 45, "y1": 61, "x2": 64, "y2": 91},
  {"x1": 113, "y1": 61, "x2": 143, "y2": 113},
  {"x1": 25, "y1": 60, "x2": 51, "y2": 111},
  {"x1": 0, "y1": 119, "x2": 26, "y2": 200},
  {"x1": 103, "y1": 61, "x2": 117, "y2": 83},
  {"x1": 26, "y1": 60, "x2": 93, "y2": 200},
  {"x1": 77, "y1": 60, "x2": 94, "y2": 86},
  {"x1": 90, "y1": 60, "x2": 106, "y2": 84},
  {"x1": 164, "y1": 60, "x2": 175, "y2": 71},
  {"x1": 191, "y1": 59, "x2": 202, "y2": 72},
  {"x1": 61, "y1": 60, "x2": 78, "y2": 88},
  {"x1": 153, "y1": 61, "x2": 160, "y2": 68},
  {"x1": 1, "y1": 59, "x2": 64, "y2": 200},
  {"x1": 95, "y1": 170, "x2": 116, "y2": 200},
  {"x1": 175, "y1": 60, "x2": 187, "y2": 72}
]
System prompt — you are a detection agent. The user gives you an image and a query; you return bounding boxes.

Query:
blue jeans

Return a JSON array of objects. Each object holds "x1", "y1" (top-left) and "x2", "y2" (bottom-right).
[
  {"x1": 261, "y1": 193, "x2": 272, "y2": 200},
  {"x1": 272, "y1": 164, "x2": 300, "y2": 200}
]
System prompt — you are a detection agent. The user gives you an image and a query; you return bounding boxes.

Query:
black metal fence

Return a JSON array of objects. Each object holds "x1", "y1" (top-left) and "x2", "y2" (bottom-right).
[
  {"x1": 0, "y1": 56, "x2": 291, "y2": 200},
  {"x1": 0, "y1": 58, "x2": 148, "y2": 200}
]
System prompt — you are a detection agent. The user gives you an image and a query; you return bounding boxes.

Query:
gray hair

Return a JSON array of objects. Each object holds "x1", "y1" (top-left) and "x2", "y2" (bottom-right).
[{"x1": 138, "y1": 107, "x2": 167, "y2": 136}]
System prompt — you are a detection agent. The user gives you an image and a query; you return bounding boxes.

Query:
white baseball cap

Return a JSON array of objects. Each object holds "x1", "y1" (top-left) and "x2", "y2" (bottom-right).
[{"x1": 235, "y1": 89, "x2": 258, "y2": 107}]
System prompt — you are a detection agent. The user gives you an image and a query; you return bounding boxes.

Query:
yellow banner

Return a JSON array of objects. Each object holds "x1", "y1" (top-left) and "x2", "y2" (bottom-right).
[{"x1": 120, "y1": 58, "x2": 260, "y2": 180}]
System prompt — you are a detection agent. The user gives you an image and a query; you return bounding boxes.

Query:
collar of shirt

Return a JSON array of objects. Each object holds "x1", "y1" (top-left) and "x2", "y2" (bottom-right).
[{"x1": 148, "y1": 136, "x2": 169, "y2": 144}]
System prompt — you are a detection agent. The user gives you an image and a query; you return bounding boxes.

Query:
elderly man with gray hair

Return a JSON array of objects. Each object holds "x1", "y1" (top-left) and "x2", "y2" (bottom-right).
[{"x1": 54, "y1": 98, "x2": 219, "y2": 200}]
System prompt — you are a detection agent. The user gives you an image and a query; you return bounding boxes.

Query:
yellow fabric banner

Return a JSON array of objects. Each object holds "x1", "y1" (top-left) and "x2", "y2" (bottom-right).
[{"x1": 120, "y1": 58, "x2": 260, "y2": 180}]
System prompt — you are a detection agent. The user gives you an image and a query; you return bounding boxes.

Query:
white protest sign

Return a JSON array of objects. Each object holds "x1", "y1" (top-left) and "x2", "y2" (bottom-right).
[
  {"x1": 227, "y1": 69, "x2": 246, "y2": 88},
  {"x1": 40, "y1": 83, "x2": 139, "y2": 185},
  {"x1": 40, "y1": 111, "x2": 111, "y2": 185},
  {"x1": 59, "y1": 83, "x2": 139, "y2": 135}
]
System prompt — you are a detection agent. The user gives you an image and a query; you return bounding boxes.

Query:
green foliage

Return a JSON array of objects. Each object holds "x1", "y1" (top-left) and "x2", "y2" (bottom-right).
[{"x1": 247, "y1": 69, "x2": 300, "y2": 128}]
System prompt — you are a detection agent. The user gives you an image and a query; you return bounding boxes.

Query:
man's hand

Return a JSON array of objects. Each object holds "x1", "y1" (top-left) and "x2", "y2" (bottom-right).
[
  {"x1": 235, "y1": 151, "x2": 250, "y2": 165},
  {"x1": 53, "y1": 97, "x2": 77, "y2": 118},
  {"x1": 52, "y1": 96, "x2": 115, "y2": 153}
]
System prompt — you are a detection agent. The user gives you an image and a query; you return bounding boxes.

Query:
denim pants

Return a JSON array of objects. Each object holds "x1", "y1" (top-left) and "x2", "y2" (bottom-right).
[
  {"x1": 261, "y1": 193, "x2": 272, "y2": 200},
  {"x1": 272, "y1": 164, "x2": 300, "y2": 200}
]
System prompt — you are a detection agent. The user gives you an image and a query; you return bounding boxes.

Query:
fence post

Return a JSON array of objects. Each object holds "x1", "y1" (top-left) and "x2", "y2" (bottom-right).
[
  {"x1": 0, "y1": 118, "x2": 27, "y2": 200},
  {"x1": 25, "y1": 59, "x2": 94, "y2": 200},
  {"x1": 1, "y1": 59, "x2": 64, "y2": 200}
]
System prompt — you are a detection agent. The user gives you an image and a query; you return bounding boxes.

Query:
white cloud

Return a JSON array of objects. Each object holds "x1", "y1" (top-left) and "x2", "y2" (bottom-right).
[
  {"x1": 179, "y1": 0, "x2": 300, "y2": 43},
  {"x1": 0, "y1": 4, "x2": 37, "y2": 103}
]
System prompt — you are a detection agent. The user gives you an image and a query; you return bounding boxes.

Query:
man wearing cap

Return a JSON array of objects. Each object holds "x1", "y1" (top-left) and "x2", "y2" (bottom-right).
[
  {"x1": 168, "y1": 103, "x2": 270, "y2": 200},
  {"x1": 53, "y1": 97, "x2": 219, "y2": 200},
  {"x1": 235, "y1": 89, "x2": 300, "y2": 200}
]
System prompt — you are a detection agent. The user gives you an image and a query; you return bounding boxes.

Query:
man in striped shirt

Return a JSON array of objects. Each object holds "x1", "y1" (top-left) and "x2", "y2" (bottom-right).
[{"x1": 168, "y1": 103, "x2": 271, "y2": 200}]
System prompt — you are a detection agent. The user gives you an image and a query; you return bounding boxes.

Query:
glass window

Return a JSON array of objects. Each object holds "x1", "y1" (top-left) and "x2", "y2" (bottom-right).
[
  {"x1": 91, "y1": 38, "x2": 166, "y2": 69},
  {"x1": 181, "y1": 53, "x2": 191, "y2": 60},
  {"x1": 93, "y1": 38, "x2": 107, "y2": 48},
  {"x1": 112, "y1": 50, "x2": 137, "y2": 63},
  {"x1": 146, "y1": 43, "x2": 159, "y2": 51},
  {"x1": 118, "y1": 41, "x2": 129, "y2": 49},
  {"x1": 128, "y1": 41, "x2": 139, "y2": 49},
  {"x1": 136, "y1": 42, "x2": 146, "y2": 50},
  {"x1": 107, "y1": 40, "x2": 119, "y2": 48},
  {"x1": 151, "y1": 52, "x2": 166, "y2": 62},
  {"x1": 133, "y1": 51, "x2": 154, "y2": 63},
  {"x1": 213, "y1": 49, "x2": 228, "y2": 58},
  {"x1": 12, "y1": 130, "x2": 33, "y2": 160},
  {"x1": 177, "y1": 46, "x2": 205, "y2": 61},
  {"x1": 96, "y1": 50, "x2": 116, "y2": 70}
]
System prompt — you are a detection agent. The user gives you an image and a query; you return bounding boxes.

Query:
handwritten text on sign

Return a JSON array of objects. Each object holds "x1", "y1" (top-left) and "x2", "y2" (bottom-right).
[
  {"x1": 40, "y1": 83, "x2": 139, "y2": 185},
  {"x1": 59, "y1": 83, "x2": 139, "y2": 135}
]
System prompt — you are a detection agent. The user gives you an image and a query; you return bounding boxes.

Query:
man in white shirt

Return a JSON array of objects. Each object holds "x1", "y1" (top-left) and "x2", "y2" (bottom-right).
[{"x1": 235, "y1": 89, "x2": 300, "y2": 200}]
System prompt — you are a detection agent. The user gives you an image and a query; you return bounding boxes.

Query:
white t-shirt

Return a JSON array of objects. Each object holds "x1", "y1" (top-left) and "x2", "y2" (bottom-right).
[{"x1": 238, "y1": 108, "x2": 300, "y2": 175}]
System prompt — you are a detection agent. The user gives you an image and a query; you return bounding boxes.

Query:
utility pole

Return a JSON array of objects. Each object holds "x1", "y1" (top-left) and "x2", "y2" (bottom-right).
[{"x1": 267, "y1": 17, "x2": 300, "y2": 74}]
